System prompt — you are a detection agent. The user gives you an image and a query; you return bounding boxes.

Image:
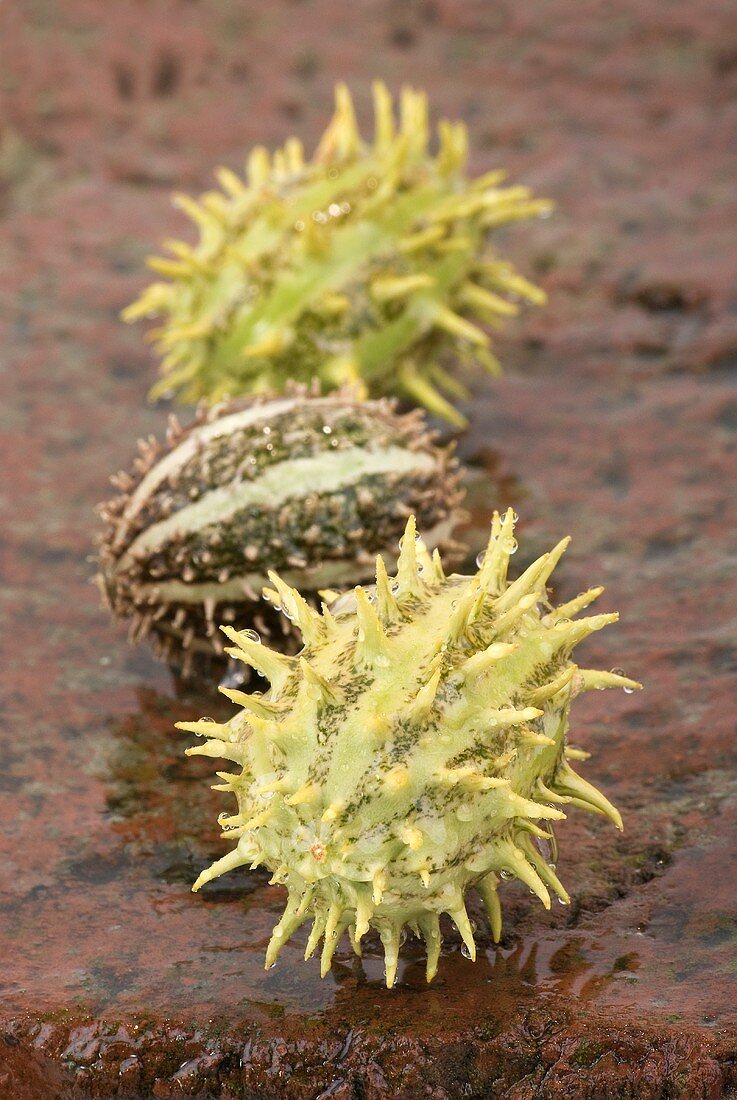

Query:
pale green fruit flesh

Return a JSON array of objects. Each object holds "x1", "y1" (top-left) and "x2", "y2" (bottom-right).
[{"x1": 181, "y1": 510, "x2": 640, "y2": 987}]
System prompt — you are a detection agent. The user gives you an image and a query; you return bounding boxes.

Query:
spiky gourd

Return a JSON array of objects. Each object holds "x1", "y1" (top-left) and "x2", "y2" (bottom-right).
[
  {"x1": 181, "y1": 510, "x2": 640, "y2": 986},
  {"x1": 124, "y1": 81, "x2": 550, "y2": 426},
  {"x1": 97, "y1": 387, "x2": 464, "y2": 677}
]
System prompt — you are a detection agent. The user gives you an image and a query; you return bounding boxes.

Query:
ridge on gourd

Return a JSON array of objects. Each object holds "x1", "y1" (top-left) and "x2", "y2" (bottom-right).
[
  {"x1": 124, "y1": 80, "x2": 551, "y2": 426},
  {"x1": 180, "y1": 509, "x2": 641, "y2": 987},
  {"x1": 96, "y1": 384, "x2": 465, "y2": 678}
]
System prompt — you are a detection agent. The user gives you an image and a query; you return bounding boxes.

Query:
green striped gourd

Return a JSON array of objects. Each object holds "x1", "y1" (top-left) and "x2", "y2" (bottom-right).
[
  {"x1": 181, "y1": 510, "x2": 640, "y2": 986},
  {"x1": 97, "y1": 388, "x2": 464, "y2": 677},
  {"x1": 124, "y1": 81, "x2": 549, "y2": 426}
]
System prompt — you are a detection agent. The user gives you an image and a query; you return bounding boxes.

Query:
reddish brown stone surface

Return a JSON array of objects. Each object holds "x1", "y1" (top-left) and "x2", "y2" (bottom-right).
[{"x1": 1, "y1": 1, "x2": 737, "y2": 1096}]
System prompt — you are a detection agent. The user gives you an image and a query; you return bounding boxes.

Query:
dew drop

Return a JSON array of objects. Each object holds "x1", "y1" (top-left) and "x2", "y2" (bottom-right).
[
  {"x1": 460, "y1": 942, "x2": 473, "y2": 959},
  {"x1": 262, "y1": 425, "x2": 271, "y2": 435},
  {"x1": 294, "y1": 220, "x2": 305, "y2": 232},
  {"x1": 201, "y1": 716, "x2": 216, "y2": 724},
  {"x1": 610, "y1": 666, "x2": 625, "y2": 676},
  {"x1": 533, "y1": 824, "x2": 558, "y2": 865},
  {"x1": 266, "y1": 961, "x2": 277, "y2": 970},
  {"x1": 397, "y1": 533, "x2": 421, "y2": 550},
  {"x1": 623, "y1": 684, "x2": 635, "y2": 694},
  {"x1": 505, "y1": 537, "x2": 518, "y2": 555},
  {"x1": 328, "y1": 202, "x2": 341, "y2": 217},
  {"x1": 241, "y1": 629, "x2": 261, "y2": 644},
  {"x1": 398, "y1": 929, "x2": 407, "y2": 947},
  {"x1": 475, "y1": 550, "x2": 486, "y2": 568},
  {"x1": 322, "y1": 424, "x2": 332, "y2": 435},
  {"x1": 557, "y1": 896, "x2": 568, "y2": 905},
  {"x1": 499, "y1": 869, "x2": 512, "y2": 880}
]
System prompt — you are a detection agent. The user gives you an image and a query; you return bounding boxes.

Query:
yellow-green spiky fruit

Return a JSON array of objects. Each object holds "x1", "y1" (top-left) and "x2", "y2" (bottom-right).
[
  {"x1": 124, "y1": 82, "x2": 550, "y2": 426},
  {"x1": 181, "y1": 510, "x2": 640, "y2": 987}
]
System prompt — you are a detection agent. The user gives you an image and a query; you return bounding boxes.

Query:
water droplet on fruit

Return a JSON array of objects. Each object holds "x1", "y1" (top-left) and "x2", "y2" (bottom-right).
[
  {"x1": 533, "y1": 824, "x2": 558, "y2": 865},
  {"x1": 398, "y1": 531, "x2": 422, "y2": 550}
]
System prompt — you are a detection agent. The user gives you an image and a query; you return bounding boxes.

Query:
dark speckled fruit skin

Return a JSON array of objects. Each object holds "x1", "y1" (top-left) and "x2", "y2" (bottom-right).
[{"x1": 96, "y1": 386, "x2": 466, "y2": 678}]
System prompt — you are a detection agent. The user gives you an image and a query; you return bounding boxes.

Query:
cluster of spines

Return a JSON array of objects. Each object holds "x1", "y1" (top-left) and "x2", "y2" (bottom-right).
[
  {"x1": 180, "y1": 510, "x2": 640, "y2": 986},
  {"x1": 124, "y1": 82, "x2": 550, "y2": 425}
]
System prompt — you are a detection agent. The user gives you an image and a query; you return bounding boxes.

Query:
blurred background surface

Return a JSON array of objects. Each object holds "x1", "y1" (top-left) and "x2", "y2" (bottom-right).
[{"x1": 1, "y1": 2, "x2": 737, "y2": 1096}]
